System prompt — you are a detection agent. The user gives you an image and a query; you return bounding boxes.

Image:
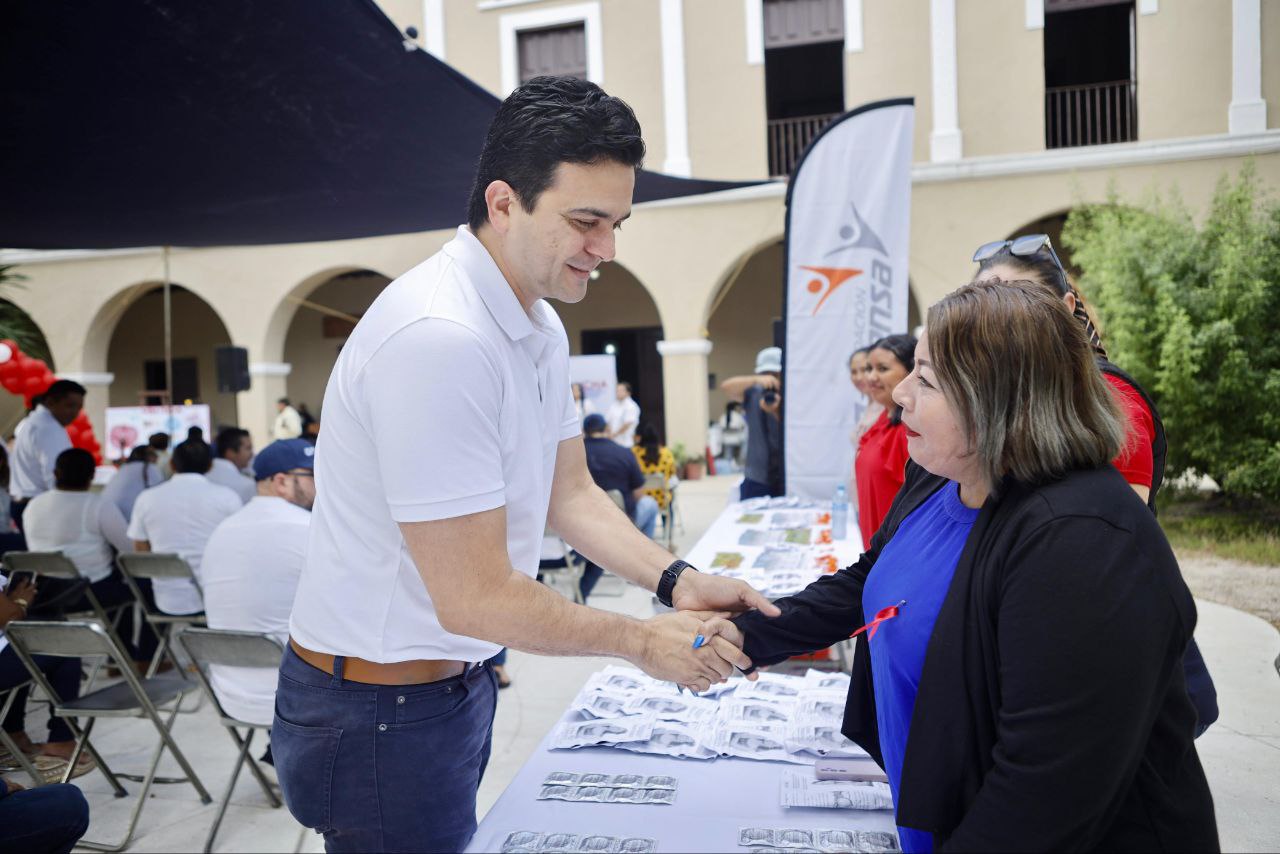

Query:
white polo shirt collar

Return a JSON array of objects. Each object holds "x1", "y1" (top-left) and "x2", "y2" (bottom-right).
[{"x1": 443, "y1": 226, "x2": 535, "y2": 342}]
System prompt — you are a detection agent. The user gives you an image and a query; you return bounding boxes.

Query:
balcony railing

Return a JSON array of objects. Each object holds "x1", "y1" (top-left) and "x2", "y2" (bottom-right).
[
  {"x1": 767, "y1": 112, "x2": 840, "y2": 176},
  {"x1": 1045, "y1": 79, "x2": 1137, "y2": 149}
]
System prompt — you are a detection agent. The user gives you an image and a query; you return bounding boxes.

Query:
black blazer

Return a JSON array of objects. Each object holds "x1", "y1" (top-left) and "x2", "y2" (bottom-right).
[{"x1": 735, "y1": 462, "x2": 1218, "y2": 852}]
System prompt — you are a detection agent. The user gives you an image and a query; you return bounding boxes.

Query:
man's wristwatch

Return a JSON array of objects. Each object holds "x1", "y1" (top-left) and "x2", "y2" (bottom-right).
[{"x1": 656, "y1": 559, "x2": 695, "y2": 608}]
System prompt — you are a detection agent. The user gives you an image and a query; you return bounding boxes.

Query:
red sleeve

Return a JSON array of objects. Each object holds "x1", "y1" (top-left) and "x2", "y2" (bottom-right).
[
  {"x1": 882, "y1": 421, "x2": 911, "y2": 485},
  {"x1": 1104, "y1": 372, "x2": 1155, "y2": 488}
]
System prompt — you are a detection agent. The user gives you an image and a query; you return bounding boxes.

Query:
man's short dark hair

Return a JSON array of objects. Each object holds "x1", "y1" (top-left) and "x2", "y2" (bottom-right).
[
  {"x1": 215, "y1": 427, "x2": 250, "y2": 458},
  {"x1": 54, "y1": 448, "x2": 96, "y2": 490},
  {"x1": 466, "y1": 76, "x2": 645, "y2": 232},
  {"x1": 277, "y1": 397, "x2": 290, "y2": 406},
  {"x1": 172, "y1": 439, "x2": 213, "y2": 474},
  {"x1": 148, "y1": 432, "x2": 170, "y2": 451},
  {"x1": 44, "y1": 379, "x2": 86, "y2": 401}
]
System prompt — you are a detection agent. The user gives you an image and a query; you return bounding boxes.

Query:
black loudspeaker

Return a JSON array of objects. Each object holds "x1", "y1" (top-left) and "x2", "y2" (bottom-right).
[{"x1": 215, "y1": 346, "x2": 251, "y2": 393}]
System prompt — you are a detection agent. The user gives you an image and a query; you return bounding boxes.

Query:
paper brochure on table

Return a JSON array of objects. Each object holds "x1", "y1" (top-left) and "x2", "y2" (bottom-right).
[
  {"x1": 683, "y1": 497, "x2": 862, "y2": 605},
  {"x1": 552, "y1": 666, "x2": 868, "y2": 765},
  {"x1": 779, "y1": 769, "x2": 893, "y2": 811}
]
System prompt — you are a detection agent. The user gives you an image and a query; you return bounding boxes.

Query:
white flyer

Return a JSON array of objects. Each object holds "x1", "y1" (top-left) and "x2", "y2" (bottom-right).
[
  {"x1": 785, "y1": 724, "x2": 865, "y2": 758},
  {"x1": 624, "y1": 693, "x2": 719, "y2": 723},
  {"x1": 614, "y1": 720, "x2": 717, "y2": 760},
  {"x1": 553, "y1": 715, "x2": 655, "y2": 750},
  {"x1": 711, "y1": 722, "x2": 809, "y2": 764},
  {"x1": 779, "y1": 769, "x2": 893, "y2": 810}
]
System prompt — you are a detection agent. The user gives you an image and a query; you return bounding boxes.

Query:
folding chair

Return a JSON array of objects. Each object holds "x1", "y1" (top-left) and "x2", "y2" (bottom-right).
[
  {"x1": 642, "y1": 472, "x2": 676, "y2": 549},
  {"x1": 116, "y1": 553, "x2": 207, "y2": 678},
  {"x1": 4, "y1": 550, "x2": 132, "y2": 690},
  {"x1": 0, "y1": 677, "x2": 46, "y2": 787},
  {"x1": 538, "y1": 527, "x2": 585, "y2": 604},
  {"x1": 176, "y1": 627, "x2": 285, "y2": 853},
  {"x1": 2, "y1": 551, "x2": 130, "y2": 649},
  {"x1": 5, "y1": 620, "x2": 211, "y2": 852}
]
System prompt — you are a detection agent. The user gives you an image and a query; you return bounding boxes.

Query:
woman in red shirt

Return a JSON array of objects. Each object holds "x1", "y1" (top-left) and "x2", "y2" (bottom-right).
[
  {"x1": 972, "y1": 236, "x2": 1161, "y2": 505},
  {"x1": 855, "y1": 333, "x2": 916, "y2": 550},
  {"x1": 972, "y1": 234, "x2": 1218, "y2": 737}
]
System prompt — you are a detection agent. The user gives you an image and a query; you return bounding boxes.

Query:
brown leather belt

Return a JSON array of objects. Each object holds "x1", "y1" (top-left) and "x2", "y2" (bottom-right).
[{"x1": 289, "y1": 638, "x2": 467, "y2": 686}]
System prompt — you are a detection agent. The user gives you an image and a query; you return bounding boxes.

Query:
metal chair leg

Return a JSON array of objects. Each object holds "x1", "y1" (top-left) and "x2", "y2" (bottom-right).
[
  {"x1": 144, "y1": 697, "x2": 212, "y2": 803},
  {"x1": 0, "y1": 692, "x2": 45, "y2": 789},
  {"x1": 58, "y1": 716, "x2": 128, "y2": 797},
  {"x1": 76, "y1": 709, "x2": 180, "y2": 852},
  {"x1": 204, "y1": 728, "x2": 255, "y2": 853}
]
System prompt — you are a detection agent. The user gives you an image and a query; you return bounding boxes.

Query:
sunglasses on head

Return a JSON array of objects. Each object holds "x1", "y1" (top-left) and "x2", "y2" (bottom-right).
[{"x1": 972, "y1": 234, "x2": 1071, "y2": 295}]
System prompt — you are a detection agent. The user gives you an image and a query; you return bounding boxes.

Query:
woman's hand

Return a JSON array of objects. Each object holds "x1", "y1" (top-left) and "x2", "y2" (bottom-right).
[{"x1": 0, "y1": 578, "x2": 37, "y2": 628}]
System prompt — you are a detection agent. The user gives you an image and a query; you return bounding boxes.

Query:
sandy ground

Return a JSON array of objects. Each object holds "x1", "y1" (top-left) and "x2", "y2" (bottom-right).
[{"x1": 1178, "y1": 551, "x2": 1280, "y2": 630}]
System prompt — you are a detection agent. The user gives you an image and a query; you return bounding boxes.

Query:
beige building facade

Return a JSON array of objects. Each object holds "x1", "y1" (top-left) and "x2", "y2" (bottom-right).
[{"x1": 3, "y1": 0, "x2": 1279, "y2": 457}]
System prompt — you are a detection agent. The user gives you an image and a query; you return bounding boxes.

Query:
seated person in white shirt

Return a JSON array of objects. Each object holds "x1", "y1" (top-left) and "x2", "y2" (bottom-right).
[
  {"x1": 127, "y1": 440, "x2": 242, "y2": 616},
  {"x1": 23, "y1": 448, "x2": 157, "y2": 665},
  {"x1": 100, "y1": 445, "x2": 165, "y2": 522},
  {"x1": 201, "y1": 439, "x2": 314, "y2": 728},
  {"x1": 208, "y1": 427, "x2": 256, "y2": 504}
]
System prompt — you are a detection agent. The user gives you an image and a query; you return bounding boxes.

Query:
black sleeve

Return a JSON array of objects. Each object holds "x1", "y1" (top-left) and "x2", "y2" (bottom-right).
[
  {"x1": 940, "y1": 514, "x2": 1190, "y2": 851},
  {"x1": 734, "y1": 462, "x2": 946, "y2": 666}
]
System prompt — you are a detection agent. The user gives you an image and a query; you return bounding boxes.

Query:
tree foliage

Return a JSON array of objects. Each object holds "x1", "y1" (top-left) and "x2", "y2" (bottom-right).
[{"x1": 1063, "y1": 163, "x2": 1280, "y2": 502}]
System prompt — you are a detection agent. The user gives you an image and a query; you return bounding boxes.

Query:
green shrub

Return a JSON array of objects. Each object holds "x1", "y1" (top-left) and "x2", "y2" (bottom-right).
[{"x1": 1063, "y1": 163, "x2": 1280, "y2": 502}]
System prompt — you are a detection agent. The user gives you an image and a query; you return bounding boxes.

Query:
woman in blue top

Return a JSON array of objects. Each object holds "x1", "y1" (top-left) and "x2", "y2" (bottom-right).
[{"x1": 731, "y1": 279, "x2": 1216, "y2": 852}]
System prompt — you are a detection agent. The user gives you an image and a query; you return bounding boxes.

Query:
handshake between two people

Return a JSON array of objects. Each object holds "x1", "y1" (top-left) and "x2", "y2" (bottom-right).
[{"x1": 628, "y1": 570, "x2": 781, "y2": 694}]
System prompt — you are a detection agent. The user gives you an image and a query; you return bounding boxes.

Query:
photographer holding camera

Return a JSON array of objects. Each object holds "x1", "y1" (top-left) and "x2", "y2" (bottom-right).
[{"x1": 720, "y1": 347, "x2": 784, "y2": 499}]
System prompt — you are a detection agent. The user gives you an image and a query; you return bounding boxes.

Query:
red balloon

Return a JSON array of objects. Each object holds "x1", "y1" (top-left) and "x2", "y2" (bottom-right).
[
  {"x1": 1, "y1": 375, "x2": 20, "y2": 394},
  {"x1": 24, "y1": 376, "x2": 45, "y2": 394}
]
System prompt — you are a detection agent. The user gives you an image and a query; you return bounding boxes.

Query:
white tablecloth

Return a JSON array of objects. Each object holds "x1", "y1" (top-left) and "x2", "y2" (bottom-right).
[{"x1": 466, "y1": 719, "x2": 897, "y2": 853}]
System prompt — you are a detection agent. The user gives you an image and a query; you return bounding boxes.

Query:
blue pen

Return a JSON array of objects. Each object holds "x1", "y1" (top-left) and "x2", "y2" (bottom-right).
[{"x1": 675, "y1": 634, "x2": 709, "y2": 695}]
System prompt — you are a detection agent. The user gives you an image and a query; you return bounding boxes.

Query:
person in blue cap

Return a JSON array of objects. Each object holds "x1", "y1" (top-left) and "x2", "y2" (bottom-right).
[
  {"x1": 579, "y1": 413, "x2": 659, "y2": 600},
  {"x1": 200, "y1": 439, "x2": 316, "y2": 733}
]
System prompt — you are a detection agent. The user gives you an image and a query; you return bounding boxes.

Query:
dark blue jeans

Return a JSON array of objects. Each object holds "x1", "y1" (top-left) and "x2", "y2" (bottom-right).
[
  {"x1": 272, "y1": 646, "x2": 498, "y2": 853},
  {"x1": 0, "y1": 782, "x2": 90, "y2": 854},
  {"x1": 0, "y1": 647, "x2": 80, "y2": 743}
]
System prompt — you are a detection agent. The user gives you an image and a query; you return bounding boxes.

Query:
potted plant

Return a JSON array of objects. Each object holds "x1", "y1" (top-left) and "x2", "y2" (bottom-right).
[{"x1": 672, "y1": 442, "x2": 705, "y2": 481}]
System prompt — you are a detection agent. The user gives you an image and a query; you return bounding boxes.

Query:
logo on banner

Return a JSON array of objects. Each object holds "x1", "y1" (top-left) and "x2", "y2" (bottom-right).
[
  {"x1": 796, "y1": 202, "x2": 895, "y2": 339},
  {"x1": 799, "y1": 265, "x2": 862, "y2": 316},
  {"x1": 795, "y1": 203, "x2": 890, "y2": 318}
]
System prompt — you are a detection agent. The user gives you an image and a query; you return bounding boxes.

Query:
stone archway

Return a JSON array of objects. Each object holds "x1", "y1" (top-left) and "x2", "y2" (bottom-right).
[
  {"x1": 554, "y1": 262, "x2": 667, "y2": 441},
  {"x1": 280, "y1": 269, "x2": 393, "y2": 417},
  {"x1": 105, "y1": 284, "x2": 239, "y2": 428},
  {"x1": 704, "y1": 237, "x2": 784, "y2": 422}
]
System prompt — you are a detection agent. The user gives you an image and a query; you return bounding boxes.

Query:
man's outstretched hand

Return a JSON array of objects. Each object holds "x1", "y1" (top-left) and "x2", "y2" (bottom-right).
[{"x1": 671, "y1": 570, "x2": 780, "y2": 619}]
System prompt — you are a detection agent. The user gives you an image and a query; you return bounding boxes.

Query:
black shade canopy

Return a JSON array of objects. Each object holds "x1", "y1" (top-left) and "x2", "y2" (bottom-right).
[{"x1": 0, "y1": 0, "x2": 755, "y2": 250}]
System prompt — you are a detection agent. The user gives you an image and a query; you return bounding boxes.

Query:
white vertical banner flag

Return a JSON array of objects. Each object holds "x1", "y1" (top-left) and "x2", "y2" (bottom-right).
[{"x1": 783, "y1": 99, "x2": 914, "y2": 500}]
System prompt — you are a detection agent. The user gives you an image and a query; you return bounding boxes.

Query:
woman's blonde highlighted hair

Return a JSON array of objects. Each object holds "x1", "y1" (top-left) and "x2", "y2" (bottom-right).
[{"x1": 927, "y1": 278, "x2": 1125, "y2": 495}]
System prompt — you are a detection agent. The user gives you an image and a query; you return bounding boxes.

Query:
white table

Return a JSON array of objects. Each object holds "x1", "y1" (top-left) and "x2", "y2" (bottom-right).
[
  {"x1": 682, "y1": 498, "x2": 863, "y2": 597},
  {"x1": 467, "y1": 718, "x2": 897, "y2": 853}
]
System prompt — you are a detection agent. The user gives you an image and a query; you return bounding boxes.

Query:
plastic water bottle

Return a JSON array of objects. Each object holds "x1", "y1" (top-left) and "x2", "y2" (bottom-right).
[{"x1": 832, "y1": 484, "x2": 849, "y2": 540}]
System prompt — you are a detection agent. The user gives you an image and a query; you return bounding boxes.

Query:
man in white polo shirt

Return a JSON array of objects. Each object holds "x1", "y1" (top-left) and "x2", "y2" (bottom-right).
[
  {"x1": 127, "y1": 440, "x2": 241, "y2": 615},
  {"x1": 275, "y1": 77, "x2": 777, "y2": 852},
  {"x1": 201, "y1": 439, "x2": 313, "y2": 728}
]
